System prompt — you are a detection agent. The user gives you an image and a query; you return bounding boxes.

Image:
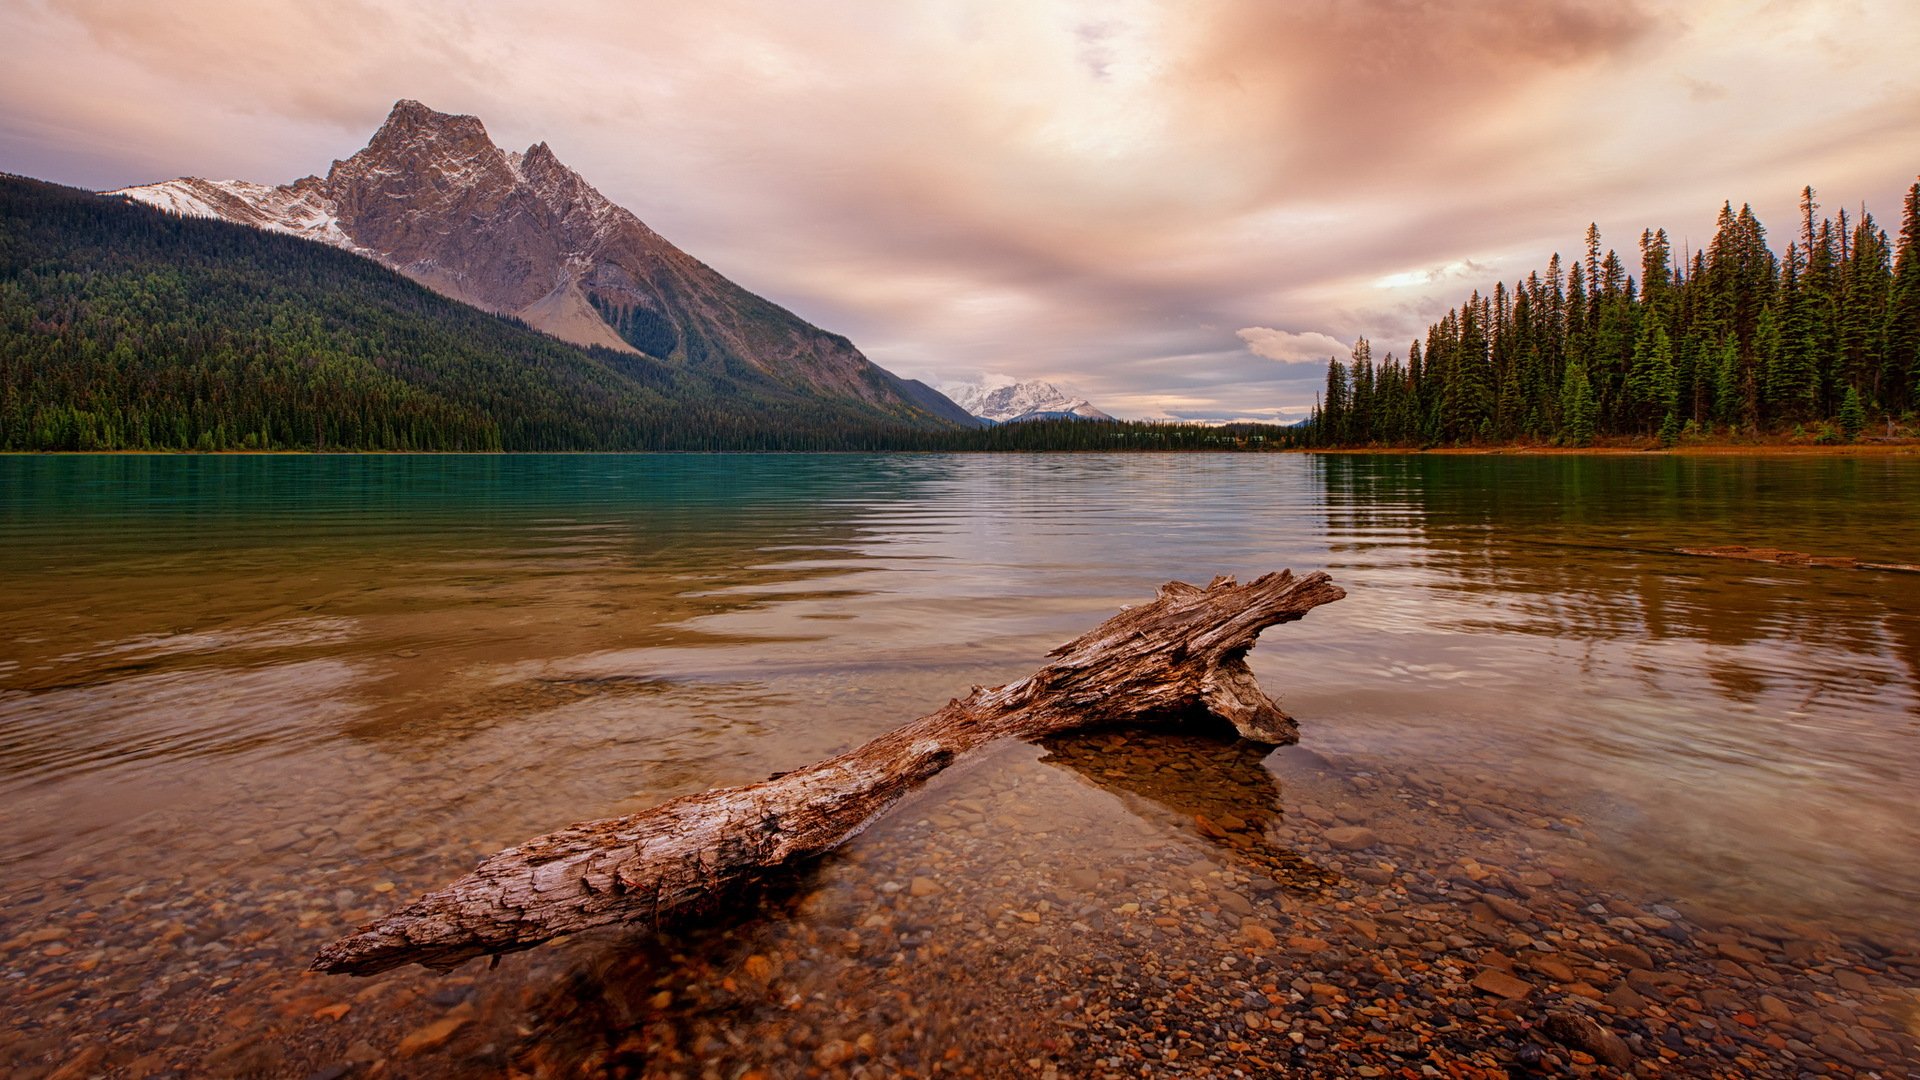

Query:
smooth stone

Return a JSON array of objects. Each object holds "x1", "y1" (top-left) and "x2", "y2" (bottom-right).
[
  {"x1": 1605, "y1": 983, "x2": 1648, "y2": 1013},
  {"x1": 1325, "y1": 827, "x2": 1378, "y2": 852},
  {"x1": 1470, "y1": 968, "x2": 1534, "y2": 1000},
  {"x1": 1529, "y1": 957, "x2": 1577, "y2": 984},
  {"x1": 1484, "y1": 895, "x2": 1531, "y2": 924},
  {"x1": 1541, "y1": 1012, "x2": 1634, "y2": 1069},
  {"x1": 1603, "y1": 942, "x2": 1655, "y2": 969},
  {"x1": 1216, "y1": 890, "x2": 1253, "y2": 916},
  {"x1": 397, "y1": 1016, "x2": 469, "y2": 1057},
  {"x1": 1464, "y1": 805, "x2": 1509, "y2": 829},
  {"x1": 1832, "y1": 968, "x2": 1870, "y2": 994}
]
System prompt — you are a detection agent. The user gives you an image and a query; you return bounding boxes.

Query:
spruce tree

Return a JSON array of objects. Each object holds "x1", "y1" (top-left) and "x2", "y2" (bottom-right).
[
  {"x1": 1561, "y1": 361, "x2": 1597, "y2": 445},
  {"x1": 1713, "y1": 339, "x2": 1744, "y2": 430},
  {"x1": 1885, "y1": 182, "x2": 1920, "y2": 411},
  {"x1": 1838, "y1": 385, "x2": 1867, "y2": 440},
  {"x1": 1626, "y1": 319, "x2": 1681, "y2": 434},
  {"x1": 1839, "y1": 211, "x2": 1893, "y2": 402}
]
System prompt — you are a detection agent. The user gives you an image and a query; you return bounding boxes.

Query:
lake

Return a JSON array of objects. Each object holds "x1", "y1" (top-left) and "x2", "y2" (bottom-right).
[{"x1": 2, "y1": 453, "x2": 1916, "y2": 1077}]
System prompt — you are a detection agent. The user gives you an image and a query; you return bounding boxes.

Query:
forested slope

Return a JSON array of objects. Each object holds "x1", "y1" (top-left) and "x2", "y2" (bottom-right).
[{"x1": 0, "y1": 175, "x2": 963, "y2": 451}]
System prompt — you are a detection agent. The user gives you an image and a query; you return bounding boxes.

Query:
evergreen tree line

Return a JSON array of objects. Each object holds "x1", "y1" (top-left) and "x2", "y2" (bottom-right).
[{"x1": 1301, "y1": 180, "x2": 1920, "y2": 447}]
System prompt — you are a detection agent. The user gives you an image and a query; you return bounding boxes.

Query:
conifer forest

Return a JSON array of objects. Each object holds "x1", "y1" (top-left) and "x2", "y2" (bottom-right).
[{"x1": 1303, "y1": 182, "x2": 1920, "y2": 448}]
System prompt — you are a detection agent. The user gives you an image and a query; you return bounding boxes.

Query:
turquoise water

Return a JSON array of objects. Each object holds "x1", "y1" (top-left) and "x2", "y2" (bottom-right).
[{"x1": 2, "y1": 452, "x2": 1916, "y2": 1072}]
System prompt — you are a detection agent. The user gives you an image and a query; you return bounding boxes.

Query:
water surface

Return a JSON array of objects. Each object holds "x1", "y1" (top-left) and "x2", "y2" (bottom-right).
[{"x1": 2, "y1": 453, "x2": 1915, "y2": 1075}]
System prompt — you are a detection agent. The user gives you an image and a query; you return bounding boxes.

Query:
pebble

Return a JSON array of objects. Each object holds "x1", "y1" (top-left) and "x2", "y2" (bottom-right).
[
  {"x1": 395, "y1": 1015, "x2": 469, "y2": 1057},
  {"x1": 1542, "y1": 1011, "x2": 1634, "y2": 1069},
  {"x1": 1483, "y1": 894, "x2": 1531, "y2": 923},
  {"x1": 1324, "y1": 826, "x2": 1378, "y2": 851},
  {"x1": 1603, "y1": 941, "x2": 1655, "y2": 969},
  {"x1": 1470, "y1": 968, "x2": 1534, "y2": 1000}
]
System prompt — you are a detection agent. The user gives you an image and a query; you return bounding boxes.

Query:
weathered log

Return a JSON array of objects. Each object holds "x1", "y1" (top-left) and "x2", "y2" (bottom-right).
[{"x1": 311, "y1": 570, "x2": 1344, "y2": 976}]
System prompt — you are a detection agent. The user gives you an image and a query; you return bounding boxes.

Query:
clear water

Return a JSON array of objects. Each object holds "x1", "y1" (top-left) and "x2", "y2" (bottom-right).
[{"x1": 2, "y1": 453, "x2": 1916, "y2": 1074}]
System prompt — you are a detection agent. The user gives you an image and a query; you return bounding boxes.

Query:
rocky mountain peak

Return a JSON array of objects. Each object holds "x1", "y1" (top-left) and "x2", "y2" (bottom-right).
[
  {"x1": 370, "y1": 99, "x2": 490, "y2": 147},
  {"x1": 109, "y1": 101, "x2": 975, "y2": 424},
  {"x1": 336, "y1": 100, "x2": 507, "y2": 190}
]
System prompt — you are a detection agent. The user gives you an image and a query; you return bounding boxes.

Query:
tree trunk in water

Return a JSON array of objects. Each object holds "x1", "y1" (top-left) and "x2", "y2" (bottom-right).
[{"x1": 312, "y1": 570, "x2": 1345, "y2": 976}]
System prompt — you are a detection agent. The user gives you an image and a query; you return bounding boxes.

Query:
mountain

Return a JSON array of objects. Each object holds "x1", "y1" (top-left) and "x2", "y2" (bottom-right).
[
  {"x1": 0, "y1": 173, "x2": 973, "y2": 451},
  {"x1": 112, "y1": 99, "x2": 972, "y2": 426},
  {"x1": 941, "y1": 380, "x2": 1115, "y2": 424}
]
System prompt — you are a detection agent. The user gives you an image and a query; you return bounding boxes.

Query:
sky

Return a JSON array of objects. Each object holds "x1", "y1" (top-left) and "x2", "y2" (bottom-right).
[{"x1": 4, "y1": 0, "x2": 1919, "y2": 422}]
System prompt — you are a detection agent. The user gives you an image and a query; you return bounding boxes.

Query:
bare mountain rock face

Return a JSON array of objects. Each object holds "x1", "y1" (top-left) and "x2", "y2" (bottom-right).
[{"x1": 114, "y1": 100, "x2": 973, "y2": 425}]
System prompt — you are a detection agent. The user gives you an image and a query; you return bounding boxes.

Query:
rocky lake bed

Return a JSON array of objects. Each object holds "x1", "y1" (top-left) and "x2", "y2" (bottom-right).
[{"x1": 4, "y1": 730, "x2": 1914, "y2": 1079}]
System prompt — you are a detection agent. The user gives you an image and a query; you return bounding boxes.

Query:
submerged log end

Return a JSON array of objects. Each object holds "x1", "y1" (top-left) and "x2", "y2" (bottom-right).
[
  {"x1": 310, "y1": 898, "x2": 508, "y2": 976},
  {"x1": 1200, "y1": 652, "x2": 1299, "y2": 745}
]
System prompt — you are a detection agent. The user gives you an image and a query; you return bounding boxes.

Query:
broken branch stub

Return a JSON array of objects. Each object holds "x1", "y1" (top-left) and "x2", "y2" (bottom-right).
[{"x1": 311, "y1": 570, "x2": 1344, "y2": 976}]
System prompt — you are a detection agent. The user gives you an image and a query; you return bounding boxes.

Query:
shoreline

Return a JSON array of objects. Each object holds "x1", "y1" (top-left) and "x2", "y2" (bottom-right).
[
  {"x1": 7, "y1": 441, "x2": 1920, "y2": 458},
  {"x1": 1299, "y1": 440, "x2": 1919, "y2": 458}
]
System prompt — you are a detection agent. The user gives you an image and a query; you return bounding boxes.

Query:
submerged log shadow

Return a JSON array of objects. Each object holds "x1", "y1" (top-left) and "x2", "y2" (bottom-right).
[{"x1": 1036, "y1": 724, "x2": 1337, "y2": 893}]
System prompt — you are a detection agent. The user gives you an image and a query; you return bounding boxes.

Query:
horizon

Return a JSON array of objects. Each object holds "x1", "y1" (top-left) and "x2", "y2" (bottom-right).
[{"x1": 4, "y1": 1, "x2": 1917, "y2": 421}]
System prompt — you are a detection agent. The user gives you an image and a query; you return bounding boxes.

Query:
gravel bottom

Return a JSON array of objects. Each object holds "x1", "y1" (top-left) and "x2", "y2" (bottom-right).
[{"x1": 4, "y1": 730, "x2": 1916, "y2": 1079}]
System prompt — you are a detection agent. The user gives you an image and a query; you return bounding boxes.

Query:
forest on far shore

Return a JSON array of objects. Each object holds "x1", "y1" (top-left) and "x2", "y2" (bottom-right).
[{"x1": 1298, "y1": 181, "x2": 1920, "y2": 449}]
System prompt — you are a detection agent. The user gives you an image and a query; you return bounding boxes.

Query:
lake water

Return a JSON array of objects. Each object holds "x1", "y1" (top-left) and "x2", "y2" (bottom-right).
[{"x1": 2, "y1": 453, "x2": 1916, "y2": 1077}]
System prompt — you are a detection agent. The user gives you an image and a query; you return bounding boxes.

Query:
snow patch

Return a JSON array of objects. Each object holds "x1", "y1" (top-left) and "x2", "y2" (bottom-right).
[
  {"x1": 939, "y1": 380, "x2": 1115, "y2": 423},
  {"x1": 111, "y1": 178, "x2": 359, "y2": 252}
]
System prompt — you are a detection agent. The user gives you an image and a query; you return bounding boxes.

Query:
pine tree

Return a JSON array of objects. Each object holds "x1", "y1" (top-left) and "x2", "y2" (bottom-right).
[
  {"x1": 1349, "y1": 338, "x2": 1376, "y2": 443},
  {"x1": 1838, "y1": 385, "x2": 1867, "y2": 440},
  {"x1": 1561, "y1": 361, "x2": 1597, "y2": 445},
  {"x1": 1627, "y1": 321, "x2": 1677, "y2": 433},
  {"x1": 1640, "y1": 227, "x2": 1673, "y2": 310},
  {"x1": 1321, "y1": 356, "x2": 1351, "y2": 445},
  {"x1": 1713, "y1": 339, "x2": 1744, "y2": 430},
  {"x1": 1839, "y1": 210, "x2": 1893, "y2": 402},
  {"x1": 1884, "y1": 181, "x2": 1920, "y2": 411}
]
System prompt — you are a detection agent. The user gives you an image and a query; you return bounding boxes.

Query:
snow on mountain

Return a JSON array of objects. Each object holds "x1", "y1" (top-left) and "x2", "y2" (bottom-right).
[
  {"x1": 110, "y1": 177, "x2": 359, "y2": 250},
  {"x1": 940, "y1": 380, "x2": 1115, "y2": 424}
]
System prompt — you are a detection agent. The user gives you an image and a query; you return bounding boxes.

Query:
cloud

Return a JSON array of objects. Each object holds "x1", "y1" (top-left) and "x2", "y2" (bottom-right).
[
  {"x1": 1236, "y1": 328, "x2": 1350, "y2": 364},
  {"x1": 3, "y1": 0, "x2": 1918, "y2": 422},
  {"x1": 1374, "y1": 260, "x2": 1494, "y2": 290}
]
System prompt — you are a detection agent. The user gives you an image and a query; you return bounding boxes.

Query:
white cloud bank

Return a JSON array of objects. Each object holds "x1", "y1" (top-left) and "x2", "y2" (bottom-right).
[{"x1": 1236, "y1": 327, "x2": 1350, "y2": 364}]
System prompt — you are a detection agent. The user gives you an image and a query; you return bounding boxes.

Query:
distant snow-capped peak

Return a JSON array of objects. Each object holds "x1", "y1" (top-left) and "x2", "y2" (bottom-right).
[{"x1": 940, "y1": 380, "x2": 1114, "y2": 423}]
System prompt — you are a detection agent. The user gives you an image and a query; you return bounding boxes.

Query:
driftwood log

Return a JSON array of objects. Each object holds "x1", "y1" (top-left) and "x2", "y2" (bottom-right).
[{"x1": 312, "y1": 570, "x2": 1344, "y2": 976}]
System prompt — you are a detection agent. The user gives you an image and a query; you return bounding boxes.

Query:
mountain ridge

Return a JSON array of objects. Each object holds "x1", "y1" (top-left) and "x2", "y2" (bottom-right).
[
  {"x1": 113, "y1": 100, "x2": 974, "y2": 427},
  {"x1": 0, "y1": 173, "x2": 974, "y2": 450},
  {"x1": 941, "y1": 380, "x2": 1115, "y2": 424}
]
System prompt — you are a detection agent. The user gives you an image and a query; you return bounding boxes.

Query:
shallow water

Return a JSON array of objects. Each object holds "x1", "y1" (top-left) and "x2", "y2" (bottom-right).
[{"x1": 2, "y1": 453, "x2": 1916, "y2": 1076}]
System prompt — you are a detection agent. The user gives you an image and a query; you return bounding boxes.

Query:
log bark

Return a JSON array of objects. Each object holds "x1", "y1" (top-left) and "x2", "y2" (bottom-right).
[{"x1": 311, "y1": 570, "x2": 1344, "y2": 976}]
